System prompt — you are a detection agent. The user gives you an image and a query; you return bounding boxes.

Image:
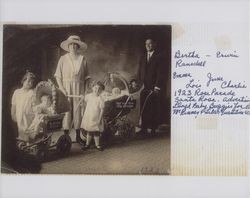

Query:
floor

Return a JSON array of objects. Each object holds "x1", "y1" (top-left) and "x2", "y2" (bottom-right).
[{"x1": 40, "y1": 131, "x2": 170, "y2": 175}]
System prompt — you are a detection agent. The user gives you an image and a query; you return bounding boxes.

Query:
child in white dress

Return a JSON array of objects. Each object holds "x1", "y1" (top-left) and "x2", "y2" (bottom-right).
[
  {"x1": 81, "y1": 81, "x2": 105, "y2": 151},
  {"x1": 11, "y1": 71, "x2": 36, "y2": 142}
]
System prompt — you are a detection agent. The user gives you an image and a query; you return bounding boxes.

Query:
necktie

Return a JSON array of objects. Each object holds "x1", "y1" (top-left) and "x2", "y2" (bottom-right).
[{"x1": 147, "y1": 53, "x2": 151, "y2": 62}]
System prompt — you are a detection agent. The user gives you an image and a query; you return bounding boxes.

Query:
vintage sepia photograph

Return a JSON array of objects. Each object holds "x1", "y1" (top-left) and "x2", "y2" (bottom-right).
[{"x1": 1, "y1": 25, "x2": 171, "y2": 174}]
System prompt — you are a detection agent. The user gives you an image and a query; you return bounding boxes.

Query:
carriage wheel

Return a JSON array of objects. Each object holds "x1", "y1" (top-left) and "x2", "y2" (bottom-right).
[
  {"x1": 56, "y1": 134, "x2": 72, "y2": 155},
  {"x1": 36, "y1": 149, "x2": 47, "y2": 162},
  {"x1": 33, "y1": 135, "x2": 52, "y2": 161},
  {"x1": 121, "y1": 125, "x2": 136, "y2": 142}
]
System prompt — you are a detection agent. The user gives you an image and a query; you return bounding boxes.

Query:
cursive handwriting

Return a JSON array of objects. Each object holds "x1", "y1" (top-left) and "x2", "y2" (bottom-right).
[
  {"x1": 174, "y1": 50, "x2": 200, "y2": 59},
  {"x1": 223, "y1": 96, "x2": 250, "y2": 103},
  {"x1": 175, "y1": 96, "x2": 196, "y2": 102},
  {"x1": 173, "y1": 76, "x2": 248, "y2": 116},
  {"x1": 173, "y1": 48, "x2": 248, "y2": 117},
  {"x1": 176, "y1": 59, "x2": 206, "y2": 68},
  {"x1": 173, "y1": 72, "x2": 192, "y2": 79},
  {"x1": 216, "y1": 51, "x2": 239, "y2": 58},
  {"x1": 139, "y1": 167, "x2": 162, "y2": 174},
  {"x1": 185, "y1": 79, "x2": 201, "y2": 89},
  {"x1": 206, "y1": 73, "x2": 246, "y2": 89},
  {"x1": 221, "y1": 80, "x2": 247, "y2": 89},
  {"x1": 206, "y1": 72, "x2": 224, "y2": 87}
]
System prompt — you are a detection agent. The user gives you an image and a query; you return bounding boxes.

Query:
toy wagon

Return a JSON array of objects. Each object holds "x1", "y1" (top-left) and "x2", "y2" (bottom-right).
[{"x1": 16, "y1": 80, "x2": 72, "y2": 160}]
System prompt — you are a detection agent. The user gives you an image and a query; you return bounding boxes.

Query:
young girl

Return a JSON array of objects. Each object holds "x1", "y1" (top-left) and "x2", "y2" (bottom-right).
[
  {"x1": 11, "y1": 71, "x2": 36, "y2": 142},
  {"x1": 81, "y1": 81, "x2": 105, "y2": 151}
]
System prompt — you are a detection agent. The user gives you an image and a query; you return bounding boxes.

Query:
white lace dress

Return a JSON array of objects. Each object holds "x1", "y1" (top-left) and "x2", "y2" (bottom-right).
[{"x1": 81, "y1": 93, "x2": 105, "y2": 132}]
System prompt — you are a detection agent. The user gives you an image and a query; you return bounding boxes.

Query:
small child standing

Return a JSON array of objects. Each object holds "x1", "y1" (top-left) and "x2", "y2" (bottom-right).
[
  {"x1": 81, "y1": 81, "x2": 105, "y2": 151},
  {"x1": 11, "y1": 71, "x2": 36, "y2": 142}
]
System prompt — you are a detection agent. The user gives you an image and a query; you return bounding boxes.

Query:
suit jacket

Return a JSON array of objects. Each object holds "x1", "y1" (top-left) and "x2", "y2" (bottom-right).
[{"x1": 137, "y1": 51, "x2": 166, "y2": 92}]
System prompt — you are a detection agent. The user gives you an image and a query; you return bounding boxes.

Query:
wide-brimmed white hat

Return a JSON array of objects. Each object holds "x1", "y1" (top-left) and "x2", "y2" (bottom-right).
[{"x1": 60, "y1": 35, "x2": 88, "y2": 52}]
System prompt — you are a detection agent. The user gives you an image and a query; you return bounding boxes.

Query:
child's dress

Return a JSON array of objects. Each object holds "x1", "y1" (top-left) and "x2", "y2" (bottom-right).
[
  {"x1": 11, "y1": 88, "x2": 34, "y2": 141},
  {"x1": 81, "y1": 93, "x2": 105, "y2": 132}
]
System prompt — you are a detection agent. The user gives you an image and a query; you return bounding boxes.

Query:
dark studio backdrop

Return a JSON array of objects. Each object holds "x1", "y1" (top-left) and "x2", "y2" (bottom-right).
[{"x1": 1, "y1": 25, "x2": 171, "y2": 170}]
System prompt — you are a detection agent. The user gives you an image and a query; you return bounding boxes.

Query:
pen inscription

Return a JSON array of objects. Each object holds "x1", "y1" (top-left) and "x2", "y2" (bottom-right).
[{"x1": 173, "y1": 49, "x2": 248, "y2": 117}]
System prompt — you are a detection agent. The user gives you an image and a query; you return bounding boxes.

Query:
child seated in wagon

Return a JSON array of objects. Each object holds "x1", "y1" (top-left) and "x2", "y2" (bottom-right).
[{"x1": 27, "y1": 94, "x2": 54, "y2": 139}]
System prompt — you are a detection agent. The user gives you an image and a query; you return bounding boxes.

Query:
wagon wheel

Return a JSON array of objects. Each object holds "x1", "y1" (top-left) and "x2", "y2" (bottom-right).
[
  {"x1": 17, "y1": 141, "x2": 27, "y2": 151},
  {"x1": 56, "y1": 134, "x2": 72, "y2": 155}
]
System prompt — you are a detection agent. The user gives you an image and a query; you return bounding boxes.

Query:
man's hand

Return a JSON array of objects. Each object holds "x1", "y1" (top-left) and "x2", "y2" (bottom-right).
[{"x1": 153, "y1": 86, "x2": 160, "y2": 94}]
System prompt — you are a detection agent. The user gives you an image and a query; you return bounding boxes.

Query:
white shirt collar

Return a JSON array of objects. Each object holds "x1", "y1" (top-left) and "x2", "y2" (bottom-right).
[{"x1": 147, "y1": 50, "x2": 154, "y2": 56}]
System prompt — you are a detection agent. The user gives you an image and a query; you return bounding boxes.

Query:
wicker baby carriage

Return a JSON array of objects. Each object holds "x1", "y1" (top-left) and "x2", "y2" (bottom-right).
[
  {"x1": 16, "y1": 80, "x2": 72, "y2": 160},
  {"x1": 101, "y1": 72, "x2": 141, "y2": 144}
]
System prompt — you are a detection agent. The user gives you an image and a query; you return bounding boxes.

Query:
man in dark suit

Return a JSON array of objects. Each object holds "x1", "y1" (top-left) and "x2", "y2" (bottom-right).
[{"x1": 137, "y1": 38, "x2": 166, "y2": 135}]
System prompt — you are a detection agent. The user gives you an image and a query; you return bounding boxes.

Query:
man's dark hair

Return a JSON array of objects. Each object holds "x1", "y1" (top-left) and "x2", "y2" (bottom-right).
[{"x1": 146, "y1": 38, "x2": 157, "y2": 45}]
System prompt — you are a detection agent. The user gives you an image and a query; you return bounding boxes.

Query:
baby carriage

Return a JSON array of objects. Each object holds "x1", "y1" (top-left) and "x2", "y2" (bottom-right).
[
  {"x1": 101, "y1": 72, "x2": 142, "y2": 144},
  {"x1": 16, "y1": 80, "x2": 72, "y2": 160}
]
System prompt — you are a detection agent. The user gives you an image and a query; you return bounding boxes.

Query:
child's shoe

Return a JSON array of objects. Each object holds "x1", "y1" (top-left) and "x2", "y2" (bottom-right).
[
  {"x1": 96, "y1": 145, "x2": 104, "y2": 151},
  {"x1": 81, "y1": 144, "x2": 90, "y2": 151}
]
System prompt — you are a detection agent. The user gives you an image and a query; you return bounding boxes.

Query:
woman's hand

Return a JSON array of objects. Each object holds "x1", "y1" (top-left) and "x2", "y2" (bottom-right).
[
  {"x1": 60, "y1": 88, "x2": 67, "y2": 96},
  {"x1": 80, "y1": 94, "x2": 84, "y2": 100},
  {"x1": 98, "y1": 109, "x2": 104, "y2": 125}
]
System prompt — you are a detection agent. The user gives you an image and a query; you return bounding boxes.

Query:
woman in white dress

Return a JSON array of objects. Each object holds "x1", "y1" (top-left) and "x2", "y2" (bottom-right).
[{"x1": 54, "y1": 35, "x2": 90, "y2": 145}]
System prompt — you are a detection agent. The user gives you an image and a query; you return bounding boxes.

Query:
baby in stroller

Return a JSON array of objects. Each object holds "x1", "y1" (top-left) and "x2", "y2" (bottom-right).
[
  {"x1": 27, "y1": 94, "x2": 54, "y2": 141},
  {"x1": 13, "y1": 78, "x2": 72, "y2": 159}
]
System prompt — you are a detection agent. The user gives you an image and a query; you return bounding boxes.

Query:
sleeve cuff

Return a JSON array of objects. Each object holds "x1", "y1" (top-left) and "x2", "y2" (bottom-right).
[{"x1": 154, "y1": 86, "x2": 161, "y2": 90}]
